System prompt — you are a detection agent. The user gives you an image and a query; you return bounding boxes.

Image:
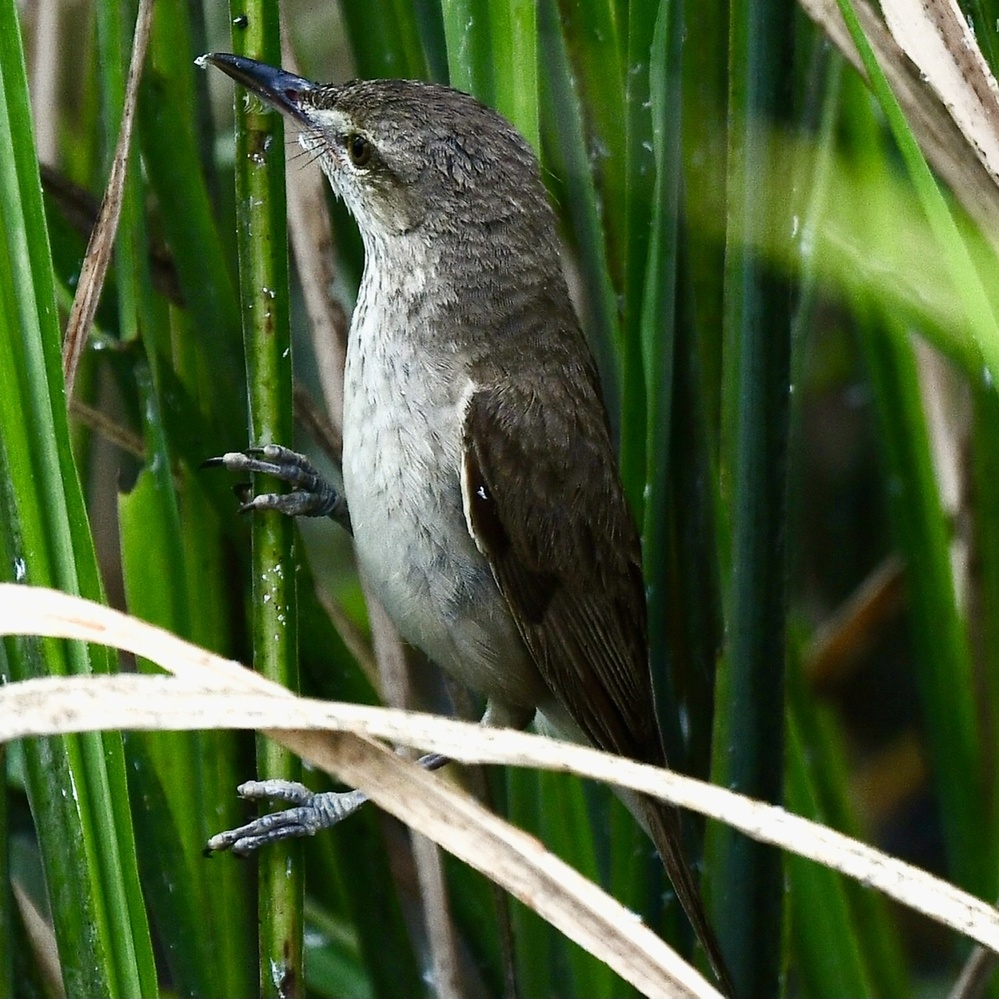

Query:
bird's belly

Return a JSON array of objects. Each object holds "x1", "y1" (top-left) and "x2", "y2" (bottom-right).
[{"x1": 342, "y1": 369, "x2": 545, "y2": 716}]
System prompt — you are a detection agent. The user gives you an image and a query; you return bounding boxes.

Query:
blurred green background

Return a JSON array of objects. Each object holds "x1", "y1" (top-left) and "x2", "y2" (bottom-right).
[{"x1": 2, "y1": 0, "x2": 999, "y2": 995}]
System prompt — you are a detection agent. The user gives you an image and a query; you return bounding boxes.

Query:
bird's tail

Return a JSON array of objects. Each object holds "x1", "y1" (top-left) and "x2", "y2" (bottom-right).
[{"x1": 637, "y1": 794, "x2": 734, "y2": 998}]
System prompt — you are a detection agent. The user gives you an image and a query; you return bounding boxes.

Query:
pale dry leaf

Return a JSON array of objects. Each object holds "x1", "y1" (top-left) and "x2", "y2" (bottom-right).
[
  {"x1": 949, "y1": 943, "x2": 997, "y2": 999},
  {"x1": 880, "y1": 0, "x2": 999, "y2": 185},
  {"x1": 5, "y1": 669, "x2": 999, "y2": 961},
  {"x1": 302, "y1": 730, "x2": 717, "y2": 999},
  {"x1": 3, "y1": 585, "x2": 999, "y2": 962},
  {"x1": 12, "y1": 880, "x2": 63, "y2": 999},
  {"x1": 0, "y1": 585, "x2": 715, "y2": 999},
  {"x1": 61, "y1": 0, "x2": 154, "y2": 396},
  {"x1": 799, "y1": 0, "x2": 999, "y2": 241},
  {"x1": 279, "y1": 34, "x2": 348, "y2": 429},
  {"x1": 27, "y1": 0, "x2": 60, "y2": 165}
]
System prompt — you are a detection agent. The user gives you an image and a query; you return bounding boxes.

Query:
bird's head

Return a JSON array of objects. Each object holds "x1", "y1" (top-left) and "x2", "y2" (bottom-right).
[{"x1": 200, "y1": 54, "x2": 549, "y2": 247}]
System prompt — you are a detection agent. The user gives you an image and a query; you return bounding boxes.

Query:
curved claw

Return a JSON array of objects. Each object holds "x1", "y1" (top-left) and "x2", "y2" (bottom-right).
[
  {"x1": 206, "y1": 805, "x2": 322, "y2": 856},
  {"x1": 237, "y1": 778, "x2": 315, "y2": 803}
]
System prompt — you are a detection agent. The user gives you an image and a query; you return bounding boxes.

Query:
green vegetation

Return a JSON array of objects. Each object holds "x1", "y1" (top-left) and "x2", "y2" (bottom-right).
[{"x1": 2, "y1": 0, "x2": 998, "y2": 994}]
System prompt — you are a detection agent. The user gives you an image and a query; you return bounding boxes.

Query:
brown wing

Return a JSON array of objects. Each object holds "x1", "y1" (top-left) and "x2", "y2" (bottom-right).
[
  {"x1": 463, "y1": 373, "x2": 734, "y2": 993},
  {"x1": 460, "y1": 369, "x2": 664, "y2": 768}
]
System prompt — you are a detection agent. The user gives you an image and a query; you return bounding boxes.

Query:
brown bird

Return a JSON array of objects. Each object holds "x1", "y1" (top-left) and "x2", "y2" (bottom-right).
[{"x1": 200, "y1": 53, "x2": 731, "y2": 994}]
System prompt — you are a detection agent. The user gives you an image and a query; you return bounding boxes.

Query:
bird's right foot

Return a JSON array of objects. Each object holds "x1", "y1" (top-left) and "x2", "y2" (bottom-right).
[{"x1": 203, "y1": 443, "x2": 351, "y2": 531}]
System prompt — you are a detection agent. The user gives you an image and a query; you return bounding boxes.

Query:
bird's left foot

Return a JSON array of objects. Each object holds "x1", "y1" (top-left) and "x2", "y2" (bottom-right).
[{"x1": 205, "y1": 780, "x2": 367, "y2": 856}]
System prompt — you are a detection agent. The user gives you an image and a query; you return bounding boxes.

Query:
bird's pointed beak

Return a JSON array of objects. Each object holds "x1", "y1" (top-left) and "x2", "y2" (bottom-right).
[{"x1": 197, "y1": 52, "x2": 316, "y2": 122}]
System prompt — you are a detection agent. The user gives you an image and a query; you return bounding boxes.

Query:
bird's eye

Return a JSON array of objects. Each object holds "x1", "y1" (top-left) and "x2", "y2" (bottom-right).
[{"x1": 346, "y1": 132, "x2": 372, "y2": 167}]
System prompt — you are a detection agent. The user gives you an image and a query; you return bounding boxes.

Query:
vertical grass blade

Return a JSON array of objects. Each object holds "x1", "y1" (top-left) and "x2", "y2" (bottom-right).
[
  {"x1": 339, "y1": 0, "x2": 430, "y2": 81},
  {"x1": 0, "y1": 2, "x2": 156, "y2": 995},
  {"x1": 709, "y1": 1, "x2": 795, "y2": 992},
  {"x1": 0, "y1": 667, "x2": 9, "y2": 997},
  {"x1": 679, "y1": 0, "x2": 727, "y2": 440},
  {"x1": 225, "y1": 5, "x2": 303, "y2": 995},
  {"x1": 441, "y1": 0, "x2": 538, "y2": 151},
  {"x1": 640, "y1": 0, "x2": 684, "y2": 766},
  {"x1": 785, "y1": 703, "x2": 877, "y2": 997},
  {"x1": 538, "y1": 0, "x2": 621, "y2": 425},
  {"x1": 487, "y1": 0, "x2": 539, "y2": 152},
  {"x1": 440, "y1": 0, "x2": 495, "y2": 100},
  {"x1": 858, "y1": 318, "x2": 988, "y2": 895},
  {"x1": 138, "y1": 0, "x2": 245, "y2": 448},
  {"x1": 973, "y1": 387, "x2": 999, "y2": 850}
]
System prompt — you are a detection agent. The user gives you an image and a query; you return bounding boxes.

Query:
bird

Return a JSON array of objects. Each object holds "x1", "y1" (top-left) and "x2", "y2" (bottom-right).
[{"x1": 199, "y1": 52, "x2": 731, "y2": 993}]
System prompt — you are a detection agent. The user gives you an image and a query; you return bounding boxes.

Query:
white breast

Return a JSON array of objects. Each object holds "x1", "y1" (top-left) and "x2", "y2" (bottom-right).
[{"x1": 340, "y1": 256, "x2": 543, "y2": 712}]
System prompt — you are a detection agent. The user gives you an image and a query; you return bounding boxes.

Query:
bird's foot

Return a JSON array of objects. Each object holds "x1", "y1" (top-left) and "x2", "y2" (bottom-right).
[
  {"x1": 205, "y1": 779, "x2": 368, "y2": 856},
  {"x1": 203, "y1": 444, "x2": 350, "y2": 529}
]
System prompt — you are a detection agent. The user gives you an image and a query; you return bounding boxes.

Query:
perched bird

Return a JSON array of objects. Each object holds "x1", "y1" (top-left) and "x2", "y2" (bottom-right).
[{"x1": 200, "y1": 53, "x2": 730, "y2": 992}]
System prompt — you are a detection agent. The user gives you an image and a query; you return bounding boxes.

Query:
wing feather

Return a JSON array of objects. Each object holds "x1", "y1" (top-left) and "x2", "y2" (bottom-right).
[
  {"x1": 461, "y1": 372, "x2": 734, "y2": 993},
  {"x1": 461, "y1": 372, "x2": 663, "y2": 767}
]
